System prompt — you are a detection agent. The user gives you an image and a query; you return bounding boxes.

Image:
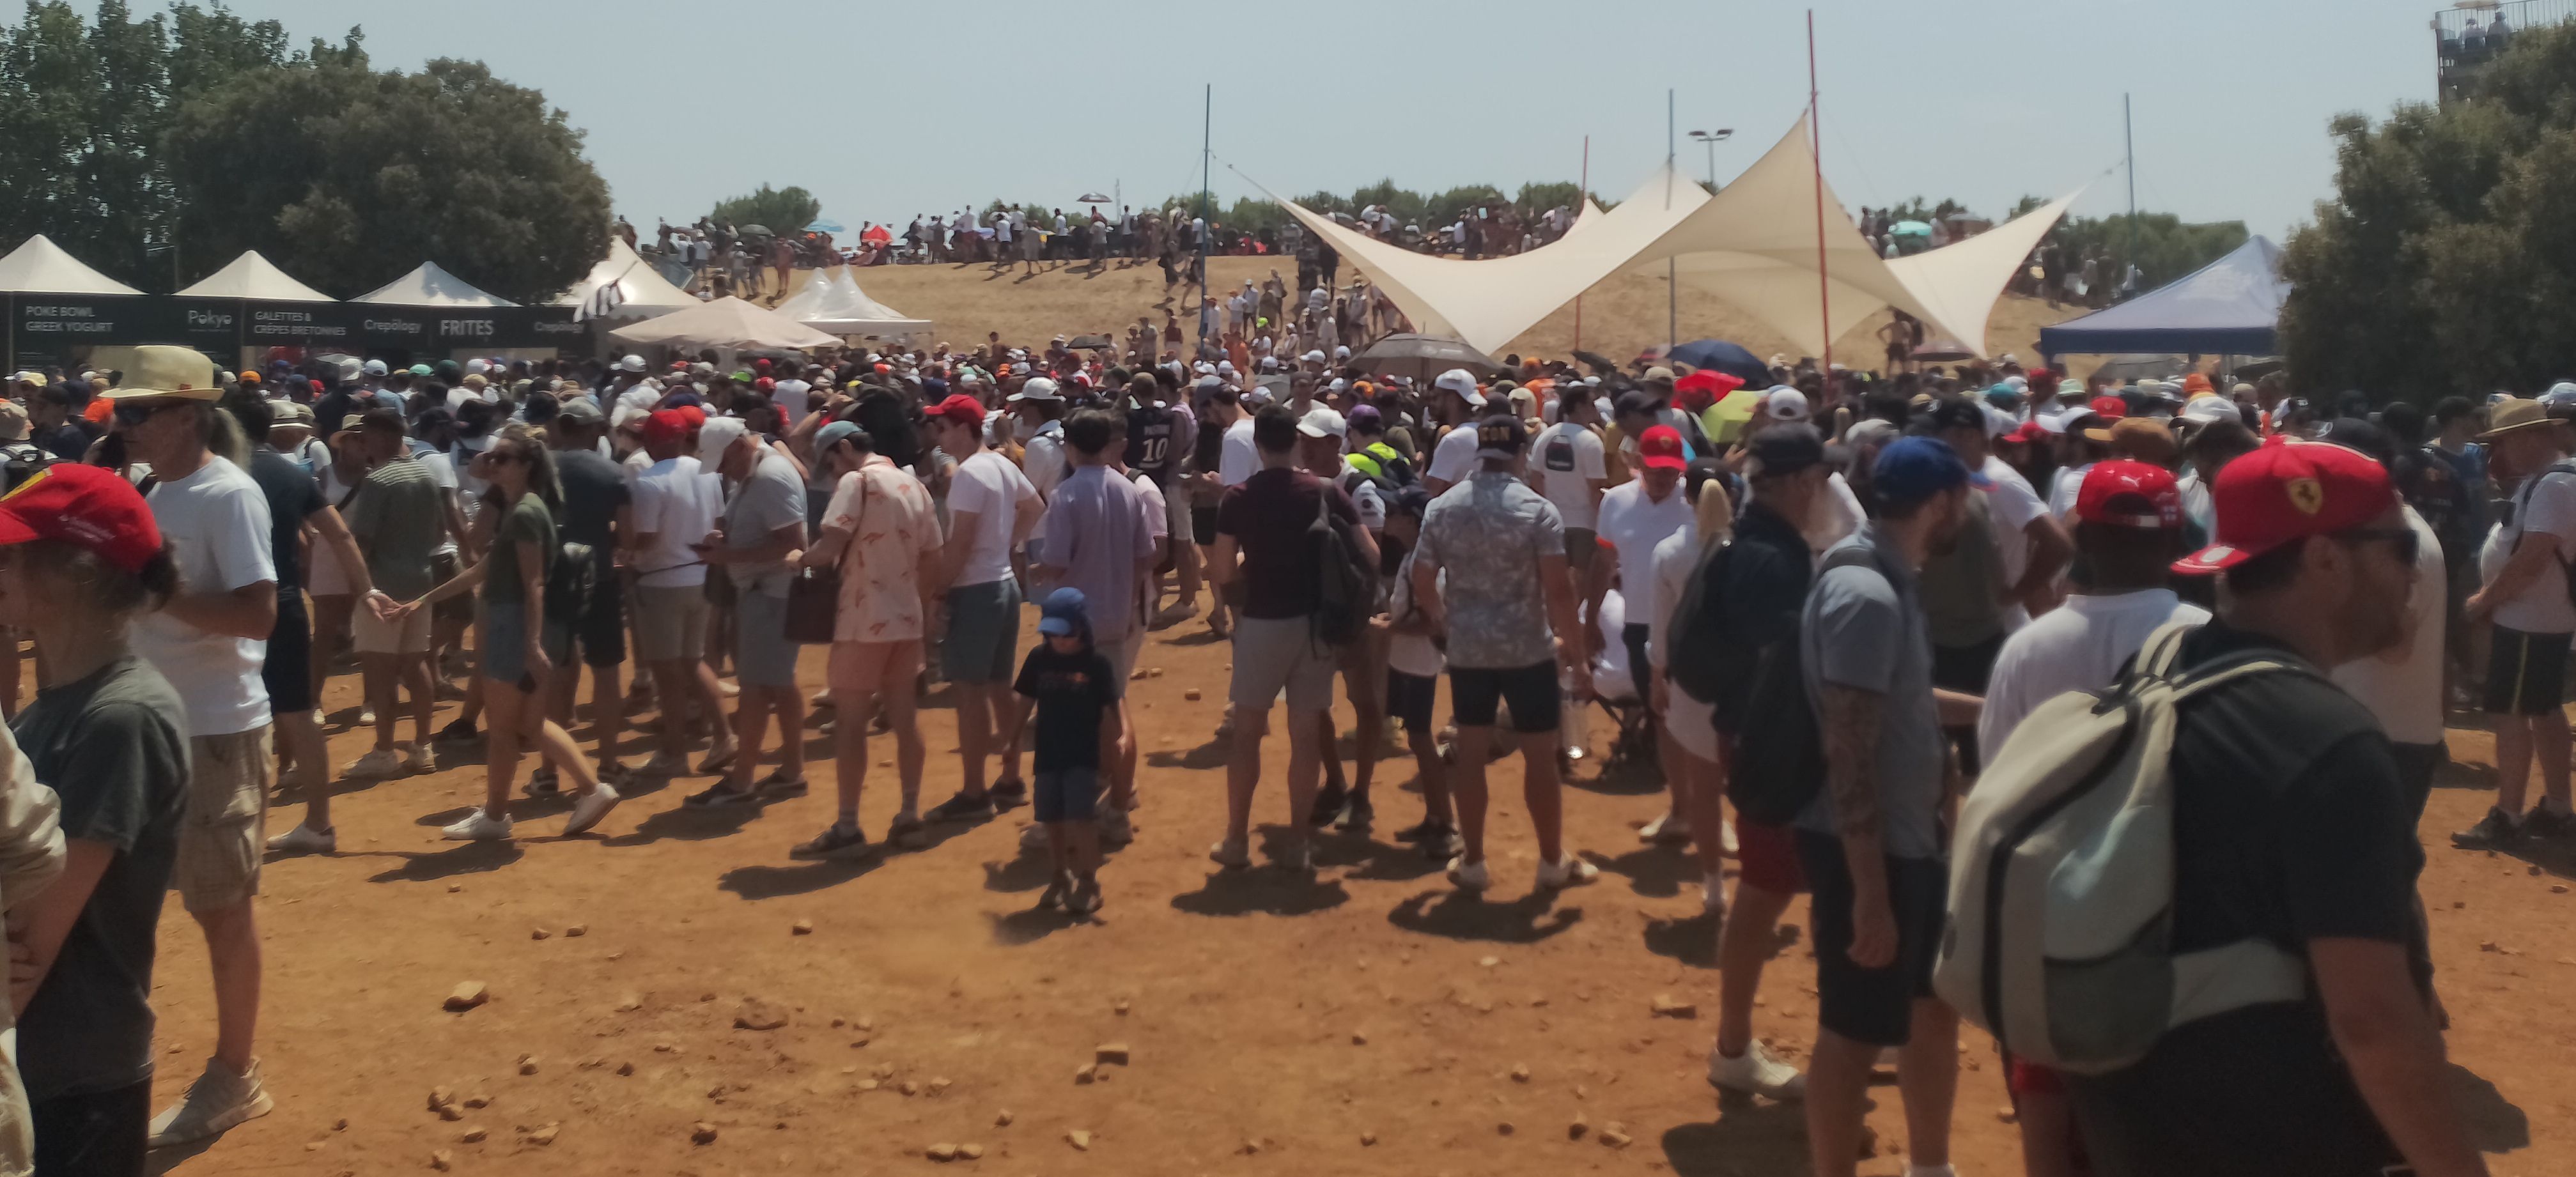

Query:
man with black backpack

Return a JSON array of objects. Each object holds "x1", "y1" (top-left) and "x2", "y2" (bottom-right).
[
  {"x1": 1207, "y1": 404, "x2": 1375, "y2": 873},
  {"x1": 2459, "y1": 396, "x2": 2576, "y2": 847}
]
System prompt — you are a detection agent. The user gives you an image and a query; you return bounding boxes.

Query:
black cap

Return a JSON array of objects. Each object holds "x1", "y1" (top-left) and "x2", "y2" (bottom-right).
[
  {"x1": 1927, "y1": 397, "x2": 1987, "y2": 434},
  {"x1": 2313, "y1": 416, "x2": 2398, "y2": 470},
  {"x1": 1746, "y1": 422, "x2": 1825, "y2": 476},
  {"x1": 1474, "y1": 413, "x2": 1529, "y2": 459}
]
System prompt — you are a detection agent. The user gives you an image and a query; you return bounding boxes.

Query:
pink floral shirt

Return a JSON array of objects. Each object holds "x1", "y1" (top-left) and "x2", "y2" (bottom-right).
[{"x1": 821, "y1": 456, "x2": 942, "y2": 643}]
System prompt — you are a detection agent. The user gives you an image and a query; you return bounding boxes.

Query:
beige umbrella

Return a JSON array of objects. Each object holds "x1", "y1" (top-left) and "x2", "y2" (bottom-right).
[{"x1": 609, "y1": 296, "x2": 839, "y2": 351}]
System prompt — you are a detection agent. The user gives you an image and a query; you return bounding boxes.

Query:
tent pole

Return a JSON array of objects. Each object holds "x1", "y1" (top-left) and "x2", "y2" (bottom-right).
[
  {"x1": 2125, "y1": 92, "x2": 2138, "y2": 299},
  {"x1": 1197, "y1": 83, "x2": 1211, "y2": 360},
  {"x1": 1574, "y1": 134, "x2": 1588, "y2": 352},
  {"x1": 1666, "y1": 89, "x2": 1677, "y2": 351},
  {"x1": 1808, "y1": 10, "x2": 1831, "y2": 373}
]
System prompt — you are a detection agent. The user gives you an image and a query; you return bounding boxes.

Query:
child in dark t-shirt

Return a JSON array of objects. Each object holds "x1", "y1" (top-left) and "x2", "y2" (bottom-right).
[{"x1": 1007, "y1": 588, "x2": 1122, "y2": 915}]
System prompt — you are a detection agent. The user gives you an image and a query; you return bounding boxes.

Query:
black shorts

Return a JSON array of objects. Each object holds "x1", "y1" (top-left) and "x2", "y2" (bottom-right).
[
  {"x1": 33, "y1": 1078, "x2": 150, "y2": 1177},
  {"x1": 430, "y1": 551, "x2": 474, "y2": 623},
  {"x1": 1621, "y1": 622, "x2": 1653, "y2": 705},
  {"x1": 2485, "y1": 625, "x2": 2571, "y2": 716},
  {"x1": 543, "y1": 567, "x2": 627, "y2": 668},
  {"x1": 1191, "y1": 504, "x2": 1219, "y2": 547},
  {"x1": 1450, "y1": 661, "x2": 1559, "y2": 734},
  {"x1": 1796, "y1": 829, "x2": 1946, "y2": 1047},
  {"x1": 261, "y1": 592, "x2": 314, "y2": 714},
  {"x1": 1934, "y1": 633, "x2": 2006, "y2": 774},
  {"x1": 1386, "y1": 668, "x2": 1438, "y2": 734}
]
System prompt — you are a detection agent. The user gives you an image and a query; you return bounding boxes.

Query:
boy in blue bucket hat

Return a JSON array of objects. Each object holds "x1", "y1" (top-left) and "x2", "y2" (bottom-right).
[{"x1": 1005, "y1": 587, "x2": 1123, "y2": 914}]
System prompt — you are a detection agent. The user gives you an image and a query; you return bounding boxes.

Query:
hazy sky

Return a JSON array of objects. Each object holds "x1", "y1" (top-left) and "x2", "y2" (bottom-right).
[{"x1": 118, "y1": 0, "x2": 2446, "y2": 240}]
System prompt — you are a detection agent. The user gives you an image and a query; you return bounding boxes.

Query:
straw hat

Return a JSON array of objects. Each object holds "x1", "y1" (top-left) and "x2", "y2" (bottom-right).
[
  {"x1": 99, "y1": 345, "x2": 220, "y2": 401},
  {"x1": 2479, "y1": 397, "x2": 2554, "y2": 440}
]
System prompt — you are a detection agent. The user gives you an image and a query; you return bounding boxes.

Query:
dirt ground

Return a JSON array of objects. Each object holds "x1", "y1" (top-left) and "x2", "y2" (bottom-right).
[
  {"x1": 127, "y1": 601, "x2": 2572, "y2": 1177},
  {"x1": 800, "y1": 255, "x2": 2087, "y2": 379}
]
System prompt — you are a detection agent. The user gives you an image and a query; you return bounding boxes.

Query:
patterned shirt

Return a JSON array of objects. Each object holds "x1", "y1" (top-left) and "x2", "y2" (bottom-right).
[
  {"x1": 1415, "y1": 470, "x2": 1565, "y2": 670},
  {"x1": 820, "y1": 456, "x2": 943, "y2": 643}
]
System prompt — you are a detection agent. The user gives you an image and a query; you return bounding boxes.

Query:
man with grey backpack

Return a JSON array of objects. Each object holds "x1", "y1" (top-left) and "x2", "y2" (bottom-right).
[{"x1": 1941, "y1": 438, "x2": 2486, "y2": 1177}]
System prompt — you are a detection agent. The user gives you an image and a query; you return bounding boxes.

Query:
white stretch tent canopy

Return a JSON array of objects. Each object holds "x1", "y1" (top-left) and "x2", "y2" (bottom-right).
[
  {"x1": 1625, "y1": 116, "x2": 2076, "y2": 358},
  {"x1": 554, "y1": 238, "x2": 696, "y2": 317},
  {"x1": 0, "y1": 235, "x2": 143, "y2": 295},
  {"x1": 176, "y1": 250, "x2": 333, "y2": 301},
  {"x1": 1270, "y1": 164, "x2": 1711, "y2": 355},
  {"x1": 775, "y1": 269, "x2": 932, "y2": 337},
  {"x1": 355, "y1": 261, "x2": 516, "y2": 307},
  {"x1": 610, "y1": 296, "x2": 838, "y2": 351}
]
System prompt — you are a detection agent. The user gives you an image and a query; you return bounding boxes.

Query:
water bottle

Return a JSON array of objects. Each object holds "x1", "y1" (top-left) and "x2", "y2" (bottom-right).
[{"x1": 1559, "y1": 666, "x2": 1588, "y2": 762}]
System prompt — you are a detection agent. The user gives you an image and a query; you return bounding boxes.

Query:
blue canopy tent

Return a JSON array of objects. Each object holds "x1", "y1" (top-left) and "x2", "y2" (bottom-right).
[{"x1": 2039, "y1": 236, "x2": 2288, "y2": 358}]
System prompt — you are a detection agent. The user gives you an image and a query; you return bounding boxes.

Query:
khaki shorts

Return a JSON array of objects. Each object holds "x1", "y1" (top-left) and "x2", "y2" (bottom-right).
[
  {"x1": 635, "y1": 584, "x2": 710, "y2": 663},
  {"x1": 175, "y1": 726, "x2": 272, "y2": 913},
  {"x1": 352, "y1": 604, "x2": 432, "y2": 655}
]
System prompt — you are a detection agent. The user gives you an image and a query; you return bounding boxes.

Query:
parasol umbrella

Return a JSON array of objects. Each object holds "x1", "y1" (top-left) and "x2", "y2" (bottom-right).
[
  {"x1": 1571, "y1": 349, "x2": 1621, "y2": 377},
  {"x1": 1910, "y1": 336, "x2": 1978, "y2": 362},
  {"x1": 1077, "y1": 192, "x2": 1112, "y2": 204},
  {"x1": 1664, "y1": 339, "x2": 1773, "y2": 387},
  {"x1": 805, "y1": 219, "x2": 846, "y2": 234},
  {"x1": 1889, "y1": 220, "x2": 1933, "y2": 238},
  {"x1": 1349, "y1": 334, "x2": 1505, "y2": 384},
  {"x1": 738, "y1": 224, "x2": 773, "y2": 239},
  {"x1": 1673, "y1": 369, "x2": 1744, "y2": 410},
  {"x1": 610, "y1": 297, "x2": 839, "y2": 351},
  {"x1": 861, "y1": 224, "x2": 892, "y2": 245},
  {"x1": 1067, "y1": 334, "x2": 1114, "y2": 350}
]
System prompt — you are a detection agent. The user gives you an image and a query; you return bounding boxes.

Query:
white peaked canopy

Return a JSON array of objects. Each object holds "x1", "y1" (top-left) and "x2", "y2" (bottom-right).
[
  {"x1": 0, "y1": 235, "x2": 142, "y2": 295},
  {"x1": 176, "y1": 250, "x2": 333, "y2": 301},
  {"x1": 1626, "y1": 116, "x2": 2075, "y2": 358},
  {"x1": 770, "y1": 270, "x2": 836, "y2": 321},
  {"x1": 609, "y1": 296, "x2": 838, "y2": 351},
  {"x1": 554, "y1": 238, "x2": 695, "y2": 316},
  {"x1": 355, "y1": 261, "x2": 516, "y2": 307},
  {"x1": 773, "y1": 269, "x2": 931, "y2": 337},
  {"x1": 1565, "y1": 197, "x2": 1609, "y2": 236},
  {"x1": 1270, "y1": 164, "x2": 1711, "y2": 355}
]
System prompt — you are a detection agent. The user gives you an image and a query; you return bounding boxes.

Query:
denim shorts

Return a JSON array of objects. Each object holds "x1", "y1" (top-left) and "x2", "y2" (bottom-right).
[{"x1": 1033, "y1": 766, "x2": 1101, "y2": 823}]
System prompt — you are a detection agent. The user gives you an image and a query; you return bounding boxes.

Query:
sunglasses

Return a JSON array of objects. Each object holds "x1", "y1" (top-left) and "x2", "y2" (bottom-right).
[
  {"x1": 110, "y1": 401, "x2": 187, "y2": 427},
  {"x1": 2336, "y1": 527, "x2": 2419, "y2": 567}
]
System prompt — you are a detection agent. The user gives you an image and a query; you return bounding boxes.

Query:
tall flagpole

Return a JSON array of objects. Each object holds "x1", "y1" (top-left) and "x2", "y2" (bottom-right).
[
  {"x1": 1195, "y1": 82, "x2": 1212, "y2": 358},
  {"x1": 1666, "y1": 89, "x2": 1677, "y2": 350},
  {"x1": 1574, "y1": 135, "x2": 1589, "y2": 351},
  {"x1": 1808, "y1": 11, "x2": 1831, "y2": 372}
]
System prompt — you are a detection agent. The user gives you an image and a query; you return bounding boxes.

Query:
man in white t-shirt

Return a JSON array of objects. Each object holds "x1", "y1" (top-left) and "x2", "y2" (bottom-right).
[
  {"x1": 1531, "y1": 386, "x2": 1610, "y2": 593},
  {"x1": 1932, "y1": 400, "x2": 2071, "y2": 627},
  {"x1": 773, "y1": 365, "x2": 818, "y2": 425},
  {"x1": 2460, "y1": 398, "x2": 2576, "y2": 846},
  {"x1": 923, "y1": 394, "x2": 1043, "y2": 822},
  {"x1": 628, "y1": 409, "x2": 733, "y2": 776},
  {"x1": 2313, "y1": 419, "x2": 2450, "y2": 827},
  {"x1": 1422, "y1": 368, "x2": 1487, "y2": 494},
  {"x1": 1595, "y1": 424, "x2": 1698, "y2": 843},
  {"x1": 109, "y1": 347, "x2": 283, "y2": 1144}
]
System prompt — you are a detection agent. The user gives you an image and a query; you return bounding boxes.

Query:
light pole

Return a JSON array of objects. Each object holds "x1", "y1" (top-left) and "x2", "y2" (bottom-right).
[{"x1": 1688, "y1": 128, "x2": 1734, "y2": 190}]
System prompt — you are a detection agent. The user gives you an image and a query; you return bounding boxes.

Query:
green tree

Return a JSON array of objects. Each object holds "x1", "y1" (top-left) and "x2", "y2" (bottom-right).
[
  {"x1": 2276, "y1": 23, "x2": 2576, "y2": 397},
  {"x1": 2054, "y1": 212, "x2": 2249, "y2": 292},
  {"x1": 163, "y1": 58, "x2": 606, "y2": 304},
  {"x1": 710, "y1": 183, "x2": 819, "y2": 233},
  {"x1": 1514, "y1": 181, "x2": 1585, "y2": 219}
]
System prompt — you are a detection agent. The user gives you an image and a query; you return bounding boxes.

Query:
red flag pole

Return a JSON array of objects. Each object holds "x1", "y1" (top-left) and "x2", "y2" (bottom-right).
[
  {"x1": 1573, "y1": 134, "x2": 1589, "y2": 352},
  {"x1": 1808, "y1": 10, "x2": 1831, "y2": 372}
]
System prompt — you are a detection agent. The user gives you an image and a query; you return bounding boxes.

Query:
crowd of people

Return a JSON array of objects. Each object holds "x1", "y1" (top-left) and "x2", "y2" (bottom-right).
[{"x1": 0, "y1": 322, "x2": 2536, "y2": 1177}]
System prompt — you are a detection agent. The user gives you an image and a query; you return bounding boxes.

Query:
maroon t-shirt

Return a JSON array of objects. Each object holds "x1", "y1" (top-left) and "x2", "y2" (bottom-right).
[{"x1": 1216, "y1": 466, "x2": 1359, "y2": 619}]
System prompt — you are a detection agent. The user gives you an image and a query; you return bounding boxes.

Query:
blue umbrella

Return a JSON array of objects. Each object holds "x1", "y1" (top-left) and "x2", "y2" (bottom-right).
[
  {"x1": 805, "y1": 219, "x2": 847, "y2": 234},
  {"x1": 1889, "y1": 220, "x2": 1933, "y2": 237},
  {"x1": 1664, "y1": 339, "x2": 1773, "y2": 386}
]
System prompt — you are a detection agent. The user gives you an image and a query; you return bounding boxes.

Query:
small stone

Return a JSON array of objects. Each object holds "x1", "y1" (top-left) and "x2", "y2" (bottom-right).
[
  {"x1": 615, "y1": 1062, "x2": 634, "y2": 1076},
  {"x1": 995, "y1": 1109, "x2": 1015, "y2": 1127},
  {"x1": 899, "y1": 1080, "x2": 920, "y2": 1096},
  {"x1": 1360, "y1": 1130, "x2": 1378, "y2": 1146},
  {"x1": 430, "y1": 1149, "x2": 453, "y2": 1171},
  {"x1": 1497, "y1": 1121, "x2": 1516, "y2": 1135},
  {"x1": 437, "y1": 1105, "x2": 464, "y2": 1122},
  {"x1": 523, "y1": 1123, "x2": 558, "y2": 1146},
  {"x1": 1238, "y1": 1138, "x2": 1263, "y2": 1155},
  {"x1": 690, "y1": 1121, "x2": 718, "y2": 1144},
  {"x1": 461, "y1": 1095, "x2": 489, "y2": 1109},
  {"x1": 959, "y1": 1142, "x2": 985, "y2": 1160},
  {"x1": 734, "y1": 997, "x2": 790, "y2": 1031},
  {"x1": 516, "y1": 1056, "x2": 539, "y2": 1075},
  {"x1": 1129, "y1": 668, "x2": 1147, "y2": 681},
  {"x1": 2453, "y1": 900, "x2": 2467, "y2": 909},
  {"x1": 1149, "y1": 666, "x2": 1165, "y2": 677},
  {"x1": 2556, "y1": 885, "x2": 2571, "y2": 895},
  {"x1": 926, "y1": 1142, "x2": 959, "y2": 1162},
  {"x1": 306, "y1": 1142, "x2": 324, "y2": 1152},
  {"x1": 2532, "y1": 865, "x2": 2545, "y2": 877},
  {"x1": 1858, "y1": 1124, "x2": 1880, "y2": 1158},
  {"x1": 926, "y1": 1077, "x2": 952, "y2": 1095},
  {"x1": 563, "y1": 924, "x2": 586, "y2": 937},
  {"x1": 1998, "y1": 1106, "x2": 2019, "y2": 1124},
  {"x1": 2481, "y1": 940, "x2": 2502, "y2": 953},
  {"x1": 446, "y1": 884, "x2": 462, "y2": 893},
  {"x1": 1599, "y1": 1128, "x2": 1632, "y2": 1149},
  {"x1": 1479, "y1": 955, "x2": 1500, "y2": 967},
  {"x1": 1075, "y1": 1063, "x2": 1098, "y2": 1084},
  {"x1": 1095, "y1": 1042, "x2": 1131, "y2": 1065},
  {"x1": 1568, "y1": 1114, "x2": 1589, "y2": 1140},
  {"x1": 1066, "y1": 1129, "x2": 1092, "y2": 1151},
  {"x1": 1650, "y1": 994, "x2": 1697, "y2": 1018},
  {"x1": 791, "y1": 918, "x2": 814, "y2": 935},
  {"x1": 1351, "y1": 1031, "x2": 1369, "y2": 1046},
  {"x1": 459, "y1": 1127, "x2": 486, "y2": 1143},
  {"x1": 334, "y1": 1118, "x2": 349, "y2": 1132},
  {"x1": 1183, "y1": 688, "x2": 1202, "y2": 702},
  {"x1": 1114, "y1": 999, "x2": 1131, "y2": 1015},
  {"x1": 858, "y1": 1079, "x2": 880, "y2": 1092},
  {"x1": 1510, "y1": 1063, "x2": 1530, "y2": 1083},
  {"x1": 616, "y1": 994, "x2": 642, "y2": 1012},
  {"x1": 428, "y1": 1086, "x2": 456, "y2": 1111},
  {"x1": 444, "y1": 981, "x2": 489, "y2": 1012},
  {"x1": 530, "y1": 928, "x2": 551, "y2": 941}
]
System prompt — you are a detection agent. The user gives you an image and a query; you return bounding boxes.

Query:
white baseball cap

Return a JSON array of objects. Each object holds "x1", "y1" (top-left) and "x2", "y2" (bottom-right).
[
  {"x1": 1009, "y1": 377, "x2": 1062, "y2": 403},
  {"x1": 363, "y1": 358, "x2": 389, "y2": 376},
  {"x1": 465, "y1": 358, "x2": 490, "y2": 376},
  {"x1": 696, "y1": 415, "x2": 749, "y2": 468},
  {"x1": 1296, "y1": 406, "x2": 1347, "y2": 440},
  {"x1": 1764, "y1": 387, "x2": 1811, "y2": 421},
  {"x1": 1434, "y1": 368, "x2": 1484, "y2": 407},
  {"x1": 2180, "y1": 396, "x2": 2240, "y2": 425},
  {"x1": 1302, "y1": 350, "x2": 1327, "y2": 364},
  {"x1": 617, "y1": 355, "x2": 646, "y2": 373},
  {"x1": 1333, "y1": 346, "x2": 1351, "y2": 359}
]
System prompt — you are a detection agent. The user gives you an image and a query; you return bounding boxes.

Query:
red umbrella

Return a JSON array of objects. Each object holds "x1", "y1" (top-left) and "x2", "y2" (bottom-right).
[
  {"x1": 1673, "y1": 369, "x2": 1744, "y2": 411},
  {"x1": 861, "y1": 224, "x2": 892, "y2": 245}
]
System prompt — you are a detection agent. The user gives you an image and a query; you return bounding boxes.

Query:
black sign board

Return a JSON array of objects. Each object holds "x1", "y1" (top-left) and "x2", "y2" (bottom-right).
[{"x1": 7, "y1": 293, "x2": 586, "y2": 367}]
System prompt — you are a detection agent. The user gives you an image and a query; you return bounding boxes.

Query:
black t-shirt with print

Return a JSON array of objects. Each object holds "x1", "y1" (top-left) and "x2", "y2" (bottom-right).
[
  {"x1": 246, "y1": 445, "x2": 325, "y2": 597},
  {"x1": 1013, "y1": 646, "x2": 1121, "y2": 773},
  {"x1": 2065, "y1": 620, "x2": 2419, "y2": 1177}
]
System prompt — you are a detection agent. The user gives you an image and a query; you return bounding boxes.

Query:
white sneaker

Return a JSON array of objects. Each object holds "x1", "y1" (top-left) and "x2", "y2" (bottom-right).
[
  {"x1": 344, "y1": 747, "x2": 405, "y2": 778},
  {"x1": 1208, "y1": 839, "x2": 1251, "y2": 869},
  {"x1": 441, "y1": 810, "x2": 514, "y2": 841},
  {"x1": 1639, "y1": 811, "x2": 1691, "y2": 844},
  {"x1": 265, "y1": 823, "x2": 336, "y2": 856},
  {"x1": 1447, "y1": 856, "x2": 1491, "y2": 891},
  {"x1": 562, "y1": 783, "x2": 621, "y2": 837},
  {"x1": 1720, "y1": 819, "x2": 1739, "y2": 856},
  {"x1": 403, "y1": 744, "x2": 436, "y2": 774},
  {"x1": 1703, "y1": 871, "x2": 1728, "y2": 915},
  {"x1": 148, "y1": 1056, "x2": 273, "y2": 1146},
  {"x1": 1020, "y1": 822, "x2": 1051, "y2": 850},
  {"x1": 356, "y1": 707, "x2": 376, "y2": 727},
  {"x1": 1535, "y1": 853, "x2": 1600, "y2": 889},
  {"x1": 1707, "y1": 1039, "x2": 1807, "y2": 1099},
  {"x1": 1099, "y1": 806, "x2": 1135, "y2": 845}
]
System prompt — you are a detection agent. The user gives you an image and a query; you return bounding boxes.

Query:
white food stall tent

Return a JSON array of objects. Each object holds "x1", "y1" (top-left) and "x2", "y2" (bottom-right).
[
  {"x1": 176, "y1": 250, "x2": 334, "y2": 301},
  {"x1": 609, "y1": 297, "x2": 839, "y2": 351},
  {"x1": 0, "y1": 234, "x2": 143, "y2": 295},
  {"x1": 355, "y1": 261, "x2": 517, "y2": 307}
]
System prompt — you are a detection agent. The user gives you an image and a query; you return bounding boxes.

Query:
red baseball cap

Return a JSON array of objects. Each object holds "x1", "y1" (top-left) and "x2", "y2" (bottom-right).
[
  {"x1": 2075, "y1": 460, "x2": 2182, "y2": 529},
  {"x1": 753, "y1": 358, "x2": 772, "y2": 371},
  {"x1": 643, "y1": 408, "x2": 689, "y2": 448},
  {"x1": 2172, "y1": 436, "x2": 2396, "y2": 574},
  {"x1": 2088, "y1": 396, "x2": 2127, "y2": 420},
  {"x1": 754, "y1": 376, "x2": 775, "y2": 392},
  {"x1": 0, "y1": 463, "x2": 164, "y2": 574},
  {"x1": 674, "y1": 404, "x2": 706, "y2": 431},
  {"x1": 1636, "y1": 424, "x2": 1688, "y2": 472},
  {"x1": 925, "y1": 393, "x2": 986, "y2": 429}
]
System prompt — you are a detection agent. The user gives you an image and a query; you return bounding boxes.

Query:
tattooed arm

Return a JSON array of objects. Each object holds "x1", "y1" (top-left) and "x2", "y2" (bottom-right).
[{"x1": 1820, "y1": 682, "x2": 1897, "y2": 969}]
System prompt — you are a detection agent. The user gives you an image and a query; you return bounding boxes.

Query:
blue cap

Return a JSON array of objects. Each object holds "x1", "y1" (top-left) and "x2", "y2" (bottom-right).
[
  {"x1": 1872, "y1": 436, "x2": 1973, "y2": 507},
  {"x1": 1982, "y1": 383, "x2": 2020, "y2": 407},
  {"x1": 1037, "y1": 587, "x2": 1090, "y2": 636},
  {"x1": 815, "y1": 420, "x2": 868, "y2": 453}
]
